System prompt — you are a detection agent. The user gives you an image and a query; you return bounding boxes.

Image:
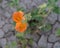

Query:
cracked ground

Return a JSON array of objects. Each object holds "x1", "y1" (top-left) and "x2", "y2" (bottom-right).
[{"x1": 0, "y1": 0, "x2": 60, "y2": 48}]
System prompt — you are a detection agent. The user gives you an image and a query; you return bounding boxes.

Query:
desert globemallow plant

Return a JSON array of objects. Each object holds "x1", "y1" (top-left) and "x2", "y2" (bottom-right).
[{"x1": 5, "y1": 0, "x2": 60, "y2": 48}]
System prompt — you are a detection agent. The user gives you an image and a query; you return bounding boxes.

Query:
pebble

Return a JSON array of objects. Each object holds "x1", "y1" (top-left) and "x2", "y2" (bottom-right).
[
  {"x1": 32, "y1": 33, "x2": 40, "y2": 42},
  {"x1": 0, "y1": 38, "x2": 7, "y2": 48},
  {"x1": 4, "y1": 12, "x2": 11, "y2": 18},
  {"x1": 53, "y1": 42, "x2": 60, "y2": 48},
  {"x1": 0, "y1": 20, "x2": 5, "y2": 28},
  {"x1": 7, "y1": 35, "x2": 16, "y2": 41},
  {"x1": 47, "y1": 12, "x2": 57, "y2": 24},
  {"x1": 32, "y1": 41, "x2": 38, "y2": 48},
  {"x1": 38, "y1": 35, "x2": 47, "y2": 48},
  {"x1": 1, "y1": 0, "x2": 7, "y2": 8},
  {"x1": 47, "y1": 43, "x2": 53, "y2": 48},
  {"x1": 0, "y1": 29, "x2": 4, "y2": 38},
  {"x1": 48, "y1": 34, "x2": 58, "y2": 43},
  {"x1": 58, "y1": 15, "x2": 60, "y2": 22},
  {"x1": 56, "y1": 0, "x2": 60, "y2": 7},
  {"x1": 3, "y1": 24, "x2": 14, "y2": 33}
]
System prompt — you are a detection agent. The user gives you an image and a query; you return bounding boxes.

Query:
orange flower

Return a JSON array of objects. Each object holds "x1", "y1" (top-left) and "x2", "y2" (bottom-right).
[
  {"x1": 12, "y1": 11, "x2": 25, "y2": 23},
  {"x1": 12, "y1": 11, "x2": 27, "y2": 32},
  {"x1": 15, "y1": 22, "x2": 27, "y2": 32}
]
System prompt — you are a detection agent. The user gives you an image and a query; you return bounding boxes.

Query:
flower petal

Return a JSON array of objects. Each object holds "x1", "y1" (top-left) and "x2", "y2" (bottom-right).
[{"x1": 15, "y1": 22, "x2": 27, "y2": 32}]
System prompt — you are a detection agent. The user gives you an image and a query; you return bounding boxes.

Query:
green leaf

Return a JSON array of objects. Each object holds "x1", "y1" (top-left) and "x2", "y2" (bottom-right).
[
  {"x1": 30, "y1": 22, "x2": 37, "y2": 27},
  {"x1": 25, "y1": 13, "x2": 32, "y2": 21},
  {"x1": 8, "y1": 0, "x2": 19, "y2": 7},
  {"x1": 48, "y1": 0, "x2": 58, "y2": 3},
  {"x1": 48, "y1": 0, "x2": 58, "y2": 6},
  {"x1": 31, "y1": 8, "x2": 39, "y2": 17},
  {"x1": 14, "y1": 0, "x2": 19, "y2": 5},
  {"x1": 19, "y1": 39, "x2": 27, "y2": 48},
  {"x1": 25, "y1": 28, "x2": 31, "y2": 34},
  {"x1": 56, "y1": 28, "x2": 60, "y2": 36},
  {"x1": 13, "y1": 22, "x2": 16, "y2": 26},
  {"x1": 22, "y1": 39, "x2": 27, "y2": 45},
  {"x1": 53, "y1": 6, "x2": 60, "y2": 14},
  {"x1": 11, "y1": 41, "x2": 17, "y2": 46},
  {"x1": 41, "y1": 23, "x2": 52, "y2": 32},
  {"x1": 35, "y1": 16, "x2": 44, "y2": 21},
  {"x1": 16, "y1": 32, "x2": 24, "y2": 38},
  {"x1": 29, "y1": 39, "x2": 33, "y2": 44},
  {"x1": 5, "y1": 45, "x2": 9, "y2": 48},
  {"x1": 38, "y1": 3, "x2": 47, "y2": 9},
  {"x1": 10, "y1": 41, "x2": 17, "y2": 48},
  {"x1": 17, "y1": 7, "x2": 25, "y2": 11},
  {"x1": 6, "y1": 41, "x2": 17, "y2": 48}
]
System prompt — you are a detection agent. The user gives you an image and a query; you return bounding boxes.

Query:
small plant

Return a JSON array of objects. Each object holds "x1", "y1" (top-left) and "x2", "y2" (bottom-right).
[
  {"x1": 56, "y1": 28, "x2": 60, "y2": 36},
  {"x1": 5, "y1": 41, "x2": 17, "y2": 48},
  {"x1": 0, "y1": 0, "x2": 2, "y2": 3},
  {"x1": 7, "y1": 0, "x2": 60, "y2": 48}
]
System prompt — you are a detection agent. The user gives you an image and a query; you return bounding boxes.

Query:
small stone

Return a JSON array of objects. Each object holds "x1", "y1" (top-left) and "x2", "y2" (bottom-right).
[
  {"x1": 4, "y1": 32, "x2": 13, "y2": 37},
  {"x1": 33, "y1": 0, "x2": 38, "y2": 5},
  {"x1": 3, "y1": 24, "x2": 14, "y2": 33},
  {"x1": 53, "y1": 42, "x2": 60, "y2": 48},
  {"x1": 6, "y1": 35, "x2": 17, "y2": 48},
  {"x1": 25, "y1": 34, "x2": 32, "y2": 39},
  {"x1": 32, "y1": 33, "x2": 40, "y2": 42},
  {"x1": 48, "y1": 34, "x2": 58, "y2": 43},
  {"x1": 56, "y1": 0, "x2": 60, "y2": 7},
  {"x1": 1, "y1": 0, "x2": 7, "y2": 8},
  {"x1": 31, "y1": 2, "x2": 37, "y2": 7},
  {"x1": 0, "y1": 38, "x2": 7, "y2": 47},
  {"x1": 47, "y1": 43, "x2": 53, "y2": 48},
  {"x1": 19, "y1": 2, "x2": 27, "y2": 10},
  {"x1": 10, "y1": 7, "x2": 16, "y2": 12},
  {"x1": 8, "y1": 18, "x2": 13, "y2": 24},
  {"x1": 0, "y1": 46, "x2": 2, "y2": 48},
  {"x1": 26, "y1": 45, "x2": 31, "y2": 48},
  {"x1": 38, "y1": 35, "x2": 47, "y2": 48},
  {"x1": 0, "y1": 20, "x2": 5, "y2": 28},
  {"x1": 4, "y1": 12, "x2": 11, "y2": 18},
  {"x1": 24, "y1": 0, "x2": 31, "y2": 4},
  {"x1": 0, "y1": 8, "x2": 5, "y2": 14},
  {"x1": 32, "y1": 41, "x2": 38, "y2": 48},
  {"x1": 58, "y1": 15, "x2": 60, "y2": 22},
  {"x1": 5, "y1": 19, "x2": 9, "y2": 24},
  {"x1": 47, "y1": 12, "x2": 57, "y2": 24},
  {"x1": 0, "y1": 29, "x2": 4, "y2": 38},
  {"x1": 7, "y1": 35, "x2": 16, "y2": 41},
  {"x1": 5, "y1": 7, "x2": 13, "y2": 13},
  {"x1": 0, "y1": 16, "x2": 6, "y2": 23},
  {"x1": 37, "y1": 0, "x2": 46, "y2": 5}
]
